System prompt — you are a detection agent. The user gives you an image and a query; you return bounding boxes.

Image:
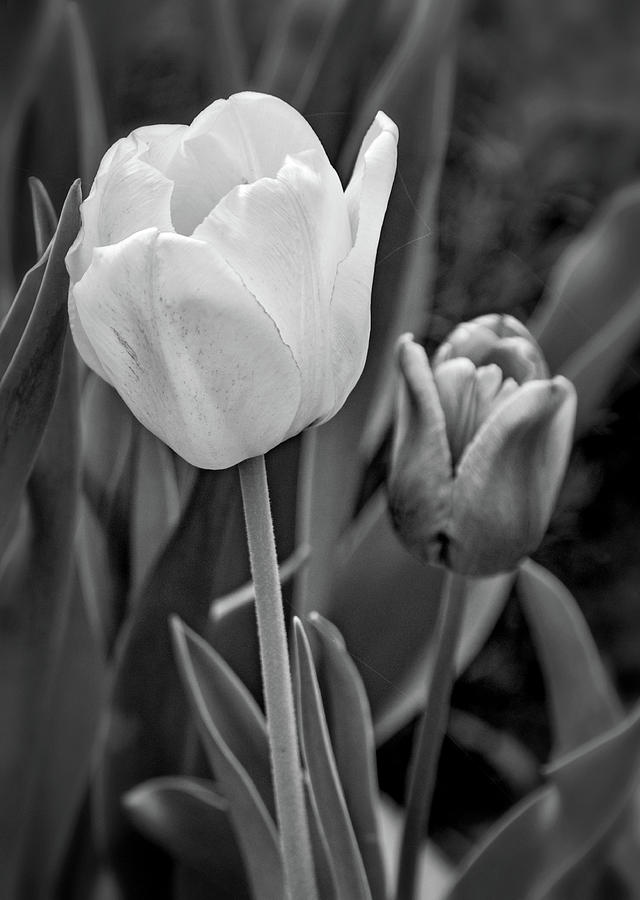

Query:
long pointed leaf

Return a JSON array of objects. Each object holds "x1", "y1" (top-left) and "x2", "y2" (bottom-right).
[
  {"x1": 28, "y1": 177, "x2": 58, "y2": 257},
  {"x1": 307, "y1": 614, "x2": 387, "y2": 900},
  {"x1": 171, "y1": 619, "x2": 284, "y2": 900},
  {"x1": 294, "y1": 618, "x2": 372, "y2": 900},
  {"x1": 0, "y1": 180, "x2": 81, "y2": 552}
]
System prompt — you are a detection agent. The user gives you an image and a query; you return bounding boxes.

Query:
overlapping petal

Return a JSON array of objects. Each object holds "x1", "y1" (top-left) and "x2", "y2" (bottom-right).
[
  {"x1": 389, "y1": 337, "x2": 452, "y2": 566},
  {"x1": 324, "y1": 112, "x2": 399, "y2": 416},
  {"x1": 72, "y1": 229, "x2": 302, "y2": 468},
  {"x1": 193, "y1": 149, "x2": 352, "y2": 429},
  {"x1": 449, "y1": 377, "x2": 577, "y2": 575}
]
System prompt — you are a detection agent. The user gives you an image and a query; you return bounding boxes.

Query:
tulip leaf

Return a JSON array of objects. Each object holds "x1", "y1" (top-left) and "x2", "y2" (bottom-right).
[
  {"x1": 529, "y1": 183, "x2": 640, "y2": 433},
  {"x1": 130, "y1": 429, "x2": 182, "y2": 594},
  {"x1": 306, "y1": 614, "x2": 387, "y2": 900},
  {"x1": 171, "y1": 619, "x2": 285, "y2": 900},
  {"x1": 171, "y1": 619, "x2": 274, "y2": 818},
  {"x1": 65, "y1": 1, "x2": 109, "y2": 188},
  {"x1": 293, "y1": 618, "x2": 373, "y2": 900},
  {"x1": 300, "y1": 0, "x2": 460, "y2": 614},
  {"x1": 95, "y1": 466, "x2": 248, "y2": 900},
  {"x1": 29, "y1": 177, "x2": 58, "y2": 257},
  {"x1": 0, "y1": 180, "x2": 81, "y2": 554},
  {"x1": 75, "y1": 493, "x2": 120, "y2": 654},
  {"x1": 324, "y1": 491, "x2": 511, "y2": 743},
  {"x1": 445, "y1": 705, "x2": 640, "y2": 900},
  {"x1": 0, "y1": 251, "x2": 49, "y2": 380},
  {"x1": 124, "y1": 777, "x2": 250, "y2": 898},
  {"x1": 0, "y1": 0, "x2": 65, "y2": 307},
  {"x1": 518, "y1": 559, "x2": 622, "y2": 760},
  {"x1": 4, "y1": 331, "x2": 87, "y2": 900}
]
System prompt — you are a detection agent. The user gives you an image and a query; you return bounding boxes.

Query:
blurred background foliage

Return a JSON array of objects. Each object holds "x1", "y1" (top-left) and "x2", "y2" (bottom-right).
[{"x1": 3, "y1": 0, "x2": 640, "y2": 898}]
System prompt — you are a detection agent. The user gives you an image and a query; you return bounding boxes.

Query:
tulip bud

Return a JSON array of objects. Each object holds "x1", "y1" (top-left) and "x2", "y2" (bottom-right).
[
  {"x1": 66, "y1": 92, "x2": 398, "y2": 469},
  {"x1": 388, "y1": 325, "x2": 576, "y2": 576}
]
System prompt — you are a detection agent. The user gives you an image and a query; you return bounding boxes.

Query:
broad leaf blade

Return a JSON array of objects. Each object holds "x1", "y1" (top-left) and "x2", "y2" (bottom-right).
[
  {"x1": 446, "y1": 705, "x2": 640, "y2": 900},
  {"x1": 518, "y1": 559, "x2": 622, "y2": 759},
  {"x1": 294, "y1": 619, "x2": 372, "y2": 900},
  {"x1": 172, "y1": 620, "x2": 284, "y2": 900},
  {"x1": 529, "y1": 183, "x2": 640, "y2": 433}
]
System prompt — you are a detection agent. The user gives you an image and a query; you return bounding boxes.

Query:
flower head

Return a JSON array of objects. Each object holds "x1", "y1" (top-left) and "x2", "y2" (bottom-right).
[
  {"x1": 388, "y1": 320, "x2": 576, "y2": 576},
  {"x1": 66, "y1": 92, "x2": 398, "y2": 468}
]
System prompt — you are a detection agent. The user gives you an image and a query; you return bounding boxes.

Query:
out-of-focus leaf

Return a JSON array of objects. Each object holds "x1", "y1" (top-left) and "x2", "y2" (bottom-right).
[
  {"x1": 293, "y1": 618, "x2": 372, "y2": 900},
  {"x1": 294, "y1": 0, "x2": 386, "y2": 158},
  {"x1": 95, "y1": 466, "x2": 247, "y2": 900},
  {"x1": 0, "y1": 180, "x2": 81, "y2": 554},
  {"x1": 529, "y1": 183, "x2": 640, "y2": 433},
  {"x1": 80, "y1": 375, "x2": 135, "y2": 644},
  {"x1": 0, "y1": 0, "x2": 64, "y2": 307},
  {"x1": 253, "y1": 0, "x2": 339, "y2": 101},
  {"x1": 5, "y1": 328, "x2": 84, "y2": 900},
  {"x1": 28, "y1": 177, "x2": 58, "y2": 257},
  {"x1": 124, "y1": 776, "x2": 250, "y2": 898},
  {"x1": 300, "y1": 0, "x2": 460, "y2": 614},
  {"x1": 518, "y1": 560, "x2": 622, "y2": 760},
  {"x1": 171, "y1": 619, "x2": 284, "y2": 900},
  {"x1": 307, "y1": 614, "x2": 387, "y2": 900},
  {"x1": 130, "y1": 429, "x2": 181, "y2": 594},
  {"x1": 190, "y1": 0, "x2": 249, "y2": 97},
  {"x1": 445, "y1": 704, "x2": 640, "y2": 900},
  {"x1": 324, "y1": 492, "x2": 511, "y2": 743},
  {"x1": 171, "y1": 620, "x2": 273, "y2": 818},
  {"x1": 379, "y1": 796, "x2": 453, "y2": 900},
  {"x1": 75, "y1": 494, "x2": 119, "y2": 654},
  {"x1": 65, "y1": 2, "x2": 109, "y2": 189}
]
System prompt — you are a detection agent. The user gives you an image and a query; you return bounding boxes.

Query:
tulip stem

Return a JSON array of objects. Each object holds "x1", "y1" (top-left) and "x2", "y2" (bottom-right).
[
  {"x1": 238, "y1": 454, "x2": 318, "y2": 900},
  {"x1": 395, "y1": 570, "x2": 467, "y2": 900}
]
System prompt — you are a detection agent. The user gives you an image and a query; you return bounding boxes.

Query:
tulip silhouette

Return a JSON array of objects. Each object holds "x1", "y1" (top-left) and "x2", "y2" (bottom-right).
[
  {"x1": 388, "y1": 321, "x2": 576, "y2": 576},
  {"x1": 66, "y1": 92, "x2": 398, "y2": 468}
]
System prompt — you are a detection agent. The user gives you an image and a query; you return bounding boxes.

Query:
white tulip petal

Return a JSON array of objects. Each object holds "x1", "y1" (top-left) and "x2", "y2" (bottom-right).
[
  {"x1": 193, "y1": 149, "x2": 352, "y2": 428},
  {"x1": 166, "y1": 131, "x2": 248, "y2": 235},
  {"x1": 190, "y1": 92, "x2": 329, "y2": 180},
  {"x1": 321, "y1": 111, "x2": 398, "y2": 417},
  {"x1": 72, "y1": 229, "x2": 303, "y2": 469},
  {"x1": 67, "y1": 137, "x2": 175, "y2": 283}
]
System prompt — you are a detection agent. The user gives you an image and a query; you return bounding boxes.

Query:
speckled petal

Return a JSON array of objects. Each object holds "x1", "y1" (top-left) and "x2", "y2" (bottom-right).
[{"x1": 72, "y1": 229, "x2": 302, "y2": 469}]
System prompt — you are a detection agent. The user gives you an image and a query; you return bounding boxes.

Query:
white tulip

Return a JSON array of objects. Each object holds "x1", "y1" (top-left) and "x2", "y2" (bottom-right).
[{"x1": 67, "y1": 92, "x2": 398, "y2": 468}]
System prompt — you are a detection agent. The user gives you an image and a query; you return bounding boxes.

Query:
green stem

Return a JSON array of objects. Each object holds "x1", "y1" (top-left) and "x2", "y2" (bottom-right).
[
  {"x1": 396, "y1": 570, "x2": 467, "y2": 900},
  {"x1": 238, "y1": 455, "x2": 318, "y2": 900}
]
